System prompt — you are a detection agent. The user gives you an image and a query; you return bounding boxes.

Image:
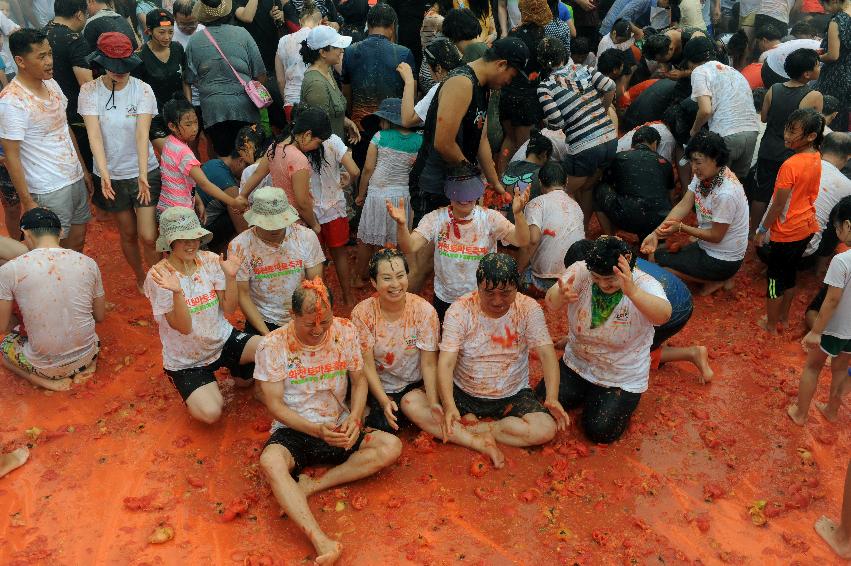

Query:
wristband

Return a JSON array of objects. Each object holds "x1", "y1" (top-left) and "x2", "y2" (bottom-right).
[{"x1": 756, "y1": 225, "x2": 768, "y2": 235}]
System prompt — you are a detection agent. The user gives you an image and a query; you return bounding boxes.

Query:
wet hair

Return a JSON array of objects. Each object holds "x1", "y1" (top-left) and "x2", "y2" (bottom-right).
[
  {"x1": 786, "y1": 107, "x2": 826, "y2": 149},
  {"x1": 642, "y1": 33, "x2": 671, "y2": 61},
  {"x1": 476, "y1": 253, "x2": 519, "y2": 290},
  {"x1": 291, "y1": 278, "x2": 333, "y2": 317},
  {"x1": 162, "y1": 97, "x2": 196, "y2": 129},
  {"x1": 662, "y1": 98, "x2": 698, "y2": 146},
  {"x1": 784, "y1": 48, "x2": 820, "y2": 80},
  {"x1": 26, "y1": 226, "x2": 62, "y2": 238},
  {"x1": 726, "y1": 29, "x2": 750, "y2": 68},
  {"x1": 611, "y1": 19, "x2": 631, "y2": 40},
  {"x1": 442, "y1": 8, "x2": 482, "y2": 42},
  {"x1": 9, "y1": 28, "x2": 48, "y2": 58},
  {"x1": 54, "y1": 0, "x2": 88, "y2": 18},
  {"x1": 172, "y1": 0, "x2": 195, "y2": 17},
  {"x1": 526, "y1": 129, "x2": 553, "y2": 158},
  {"x1": 685, "y1": 130, "x2": 730, "y2": 167},
  {"x1": 584, "y1": 236, "x2": 634, "y2": 276},
  {"x1": 423, "y1": 37, "x2": 463, "y2": 73},
  {"x1": 755, "y1": 22, "x2": 785, "y2": 41},
  {"x1": 231, "y1": 124, "x2": 265, "y2": 159},
  {"x1": 368, "y1": 248, "x2": 409, "y2": 281},
  {"x1": 537, "y1": 36, "x2": 567, "y2": 78},
  {"x1": 832, "y1": 195, "x2": 851, "y2": 230},
  {"x1": 563, "y1": 239, "x2": 593, "y2": 268},
  {"x1": 823, "y1": 94, "x2": 841, "y2": 116},
  {"x1": 752, "y1": 87, "x2": 767, "y2": 112},
  {"x1": 539, "y1": 161, "x2": 566, "y2": 188},
  {"x1": 597, "y1": 48, "x2": 625, "y2": 75},
  {"x1": 821, "y1": 132, "x2": 851, "y2": 156},
  {"x1": 571, "y1": 36, "x2": 590, "y2": 57},
  {"x1": 268, "y1": 105, "x2": 332, "y2": 173},
  {"x1": 367, "y1": 2, "x2": 397, "y2": 27},
  {"x1": 632, "y1": 125, "x2": 661, "y2": 147},
  {"x1": 299, "y1": 0, "x2": 320, "y2": 19},
  {"x1": 791, "y1": 20, "x2": 819, "y2": 38}
]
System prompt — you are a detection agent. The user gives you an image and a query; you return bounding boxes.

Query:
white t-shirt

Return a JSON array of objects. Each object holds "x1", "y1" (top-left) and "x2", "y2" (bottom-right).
[
  {"x1": 173, "y1": 23, "x2": 205, "y2": 107},
  {"x1": 78, "y1": 77, "x2": 160, "y2": 180},
  {"x1": 240, "y1": 162, "x2": 272, "y2": 198},
  {"x1": 351, "y1": 294, "x2": 440, "y2": 394},
  {"x1": 823, "y1": 250, "x2": 851, "y2": 339},
  {"x1": 414, "y1": 206, "x2": 514, "y2": 303},
  {"x1": 596, "y1": 33, "x2": 635, "y2": 60},
  {"x1": 740, "y1": 0, "x2": 761, "y2": 16},
  {"x1": 806, "y1": 160, "x2": 851, "y2": 257},
  {"x1": 560, "y1": 262, "x2": 668, "y2": 394},
  {"x1": 254, "y1": 318, "x2": 363, "y2": 430},
  {"x1": 679, "y1": 0, "x2": 708, "y2": 30},
  {"x1": 758, "y1": 0, "x2": 796, "y2": 22},
  {"x1": 311, "y1": 134, "x2": 349, "y2": 224},
  {"x1": 0, "y1": 248, "x2": 103, "y2": 371},
  {"x1": 688, "y1": 169, "x2": 750, "y2": 262},
  {"x1": 525, "y1": 190, "x2": 585, "y2": 279},
  {"x1": 144, "y1": 253, "x2": 234, "y2": 371},
  {"x1": 690, "y1": 62, "x2": 760, "y2": 138},
  {"x1": 277, "y1": 27, "x2": 311, "y2": 106},
  {"x1": 0, "y1": 79, "x2": 83, "y2": 194},
  {"x1": 759, "y1": 39, "x2": 822, "y2": 80},
  {"x1": 31, "y1": 0, "x2": 54, "y2": 26},
  {"x1": 617, "y1": 123, "x2": 677, "y2": 163},
  {"x1": 414, "y1": 83, "x2": 438, "y2": 123},
  {"x1": 511, "y1": 128, "x2": 570, "y2": 164},
  {"x1": 230, "y1": 225, "x2": 325, "y2": 326},
  {"x1": 440, "y1": 292, "x2": 553, "y2": 399},
  {"x1": 0, "y1": 12, "x2": 20, "y2": 75}
]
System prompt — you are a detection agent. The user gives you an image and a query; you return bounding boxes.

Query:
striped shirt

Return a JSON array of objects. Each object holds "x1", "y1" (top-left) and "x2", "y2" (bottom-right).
[
  {"x1": 538, "y1": 65, "x2": 617, "y2": 155},
  {"x1": 157, "y1": 134, "x2": 200, "y2": 213}
]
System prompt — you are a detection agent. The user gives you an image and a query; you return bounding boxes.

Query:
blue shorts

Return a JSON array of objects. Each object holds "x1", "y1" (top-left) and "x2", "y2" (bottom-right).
[{"x1": 520, "y1": 266, "x2": 557, "y2": 298}]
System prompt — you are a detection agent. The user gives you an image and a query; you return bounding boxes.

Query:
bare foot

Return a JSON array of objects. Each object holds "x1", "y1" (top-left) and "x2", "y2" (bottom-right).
[
  {"x1": 693, "y1": 346, "x2": 714, "y2": 384},
  {"x1": 473, "y1": 431, "x2": 505, "y2": 469},
  {"x1": 757, "y1": 317, "x2": 778, "y2": 334},
  {"x1": 815, "y1": 516, "x2": 851, "y2": 558},
  {"x1": 297, "y1": 473, "x2": 320, "y2": 498},
  {"x1": 697, "y1": 280, "x2": 726, "y2": 296},
  {"x1": 723, "y1": 278, "x2": 734, "y2": 291},
  {"x1": 314, "y1": 538, "x2": 343, "y2": 565},
  {"x1": 816, "y1": 401, "x2": 840, "y2": 423},
  {"x1": 0, "y1": 446, "x2": 30, "y2": 478},
  {"x1": 787, "y1": 403, "x2": 807, "y2": 426}
]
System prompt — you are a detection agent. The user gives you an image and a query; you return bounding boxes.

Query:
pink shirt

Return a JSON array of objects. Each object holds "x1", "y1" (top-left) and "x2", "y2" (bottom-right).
[
  {"x1": 158, "y1": 134, "x2": 200, "y2": 212},
  {"x1": 269, "y1": 143, "x2": 312, "y2": 211}
]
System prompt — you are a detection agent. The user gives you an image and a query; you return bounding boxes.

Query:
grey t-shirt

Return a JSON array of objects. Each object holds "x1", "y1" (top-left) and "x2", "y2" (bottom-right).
[{"x1": 184, "y1": 24, "x2": 266, "y2": 128}]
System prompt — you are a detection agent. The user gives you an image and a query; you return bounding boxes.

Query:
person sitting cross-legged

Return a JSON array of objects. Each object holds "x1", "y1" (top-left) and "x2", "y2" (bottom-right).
[
  {"x1": 414, "y1": 252, "x2": 569, "y2": 467},
  {"x1": 255, "y1": 279, "x2": 402, "y2": 565}
]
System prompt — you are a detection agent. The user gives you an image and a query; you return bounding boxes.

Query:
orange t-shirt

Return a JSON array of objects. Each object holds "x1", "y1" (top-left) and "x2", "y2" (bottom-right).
[
  {"x1": 740, "y1": 63, "x2": 764, "y2": 90},
  {"x1": 770, "y1": 152, "x2": 821, "y2": 242}
]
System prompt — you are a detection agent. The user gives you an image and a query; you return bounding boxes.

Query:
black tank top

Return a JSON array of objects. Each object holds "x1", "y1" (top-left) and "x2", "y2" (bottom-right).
[{"x1": 758, "y1": 83, "x2": 812, "y2": 161}]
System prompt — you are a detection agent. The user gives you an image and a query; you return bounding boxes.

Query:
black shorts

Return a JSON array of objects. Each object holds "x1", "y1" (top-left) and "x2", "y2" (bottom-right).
[
  {"x1": 562, "y1": 139, "x2": 617, "y2": 178},
  {"x1": 452, "y1": 384, "x2": 548, "y2": 419},
  {"x1": 264, "y1": 426, "x2": 366, "y2": 476},
  {"x1": 164, "y1": 327, "x2": 253, "y2": 401},
  {"x1": 651, "y1": 305, "x2": 693, "y2": 350},
  {"x1": 365, "y1": 380, "x2": 422, "y2": 433},
  {"x1": 433, "y1": 295, "x2": 451, "y2": 324},
  {"x1": 655, "y1": 242, "x2": 743, "y2": 282},
  {"x1": 754, "y1": 158, "x2": 786, "y2": 204},
  {"x1": 244, "y1": 320, "x2": 282, "y2": 336},
  {"x1": 499, "y1": 89, "x2": 544, "y2": 127},
  {"x1": 766, "y1": 236, "x2": 813, "y2": 298},
  {"x1": 808, "y1": 285, "x2": 828, "y2": 313}
]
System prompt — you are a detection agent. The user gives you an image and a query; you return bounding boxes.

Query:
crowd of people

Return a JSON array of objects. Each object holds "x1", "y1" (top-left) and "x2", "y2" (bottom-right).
[{"x1": 1, "y1": 0, "x2": 851, "y2": 561}]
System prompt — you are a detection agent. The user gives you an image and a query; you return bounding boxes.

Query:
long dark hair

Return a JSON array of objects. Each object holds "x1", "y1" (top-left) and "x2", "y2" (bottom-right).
[
  {"x1": 466, "y1": 0, "x2": 491, "y2": 19},
  {"x1": 266, "y1": 105, "x2": 331, "y2": 173}
]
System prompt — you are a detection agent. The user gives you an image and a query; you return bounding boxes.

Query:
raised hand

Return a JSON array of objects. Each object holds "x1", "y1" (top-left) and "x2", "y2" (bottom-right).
[
  {"x1": 511, "y1": 186, "x2": 531, "y2": 215},
  {"x1": 397, "y1": 62, "x2": 415, "y2": 84},
  {"x1": 220, "y1": 244, "x2": 245, "y2": 278},
  {"x1": 386, "y1": 198, "x2": 407, "y2": 226},
  {"x1": 613, "y1": 254, "x2": 636, "y2": 296},
  {"x1": 150, "y1": 261, "x2": 182, "y2": 293},
  {"x1": 556, "y1": 274, "x2": 579, "y2": 305}
]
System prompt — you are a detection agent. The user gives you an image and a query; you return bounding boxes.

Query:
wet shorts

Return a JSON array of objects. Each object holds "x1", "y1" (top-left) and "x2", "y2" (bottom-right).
[
  {"x1": 320, "y1": 216, "x2": 350, "y2": 248},
  {"x1": 264, "y1": 426, "x2": 366, "y2": 476},
  {"x1": 655, "y1": 242, "x2": 742, "y2": 282},
  {"x1": 452, "y1": 385, "x2": 548, "y2": 419},
  {"x1": 1, "y1": 332, "x2": 99, "y2": 380},
  {"x1": 820, "y1": 334, "x2": 851, "y2": 357},
  {"x1": 93, "y1": 168, "x2": 162, "y2": 213},
  {"x1": 561, "y1": 139, "x2": 617, "y2": 178},
  {"x1": 520, "y1": 266, "x2": 557, "y2": 299},
  {"x1": 164, "y1": 327, "x2": 252, "y2": 401},
  {"x1": 0, "y1": 166, "x2": 19, "y2": 207},
  {"x1": 766, "y1": 236, "x2": 813, "y2": 299},
  {"x1": 365, "y1": 380, "x2": 422, "y2": 432},
  {"x1": 32, "y1": 178, "x2": 92, "y2": 238}
]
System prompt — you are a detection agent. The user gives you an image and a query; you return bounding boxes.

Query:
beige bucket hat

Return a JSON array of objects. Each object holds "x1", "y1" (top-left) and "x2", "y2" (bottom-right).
[
  {"x1": 156, "y1": 207, "x2": 213, "y2": 252},
  {"x1": 243, "y1": 187, "x2": 300, "y2": 231}
]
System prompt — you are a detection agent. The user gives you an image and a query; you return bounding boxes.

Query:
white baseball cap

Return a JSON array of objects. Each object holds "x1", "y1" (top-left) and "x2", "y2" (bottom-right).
[{"x1": 306, "y1": 25, "x2": 352, "y2": 50}]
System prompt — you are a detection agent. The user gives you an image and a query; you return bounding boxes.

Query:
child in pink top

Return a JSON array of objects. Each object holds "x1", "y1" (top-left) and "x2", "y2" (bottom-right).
[{"x1": 156, "y1": 99, "x2": 246, "y2": 217}]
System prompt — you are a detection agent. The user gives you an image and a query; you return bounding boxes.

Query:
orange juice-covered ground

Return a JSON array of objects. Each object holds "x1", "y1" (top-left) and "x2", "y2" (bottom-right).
[{"x1": 0, "y1": 216, "x2": 848, "y2": 566}]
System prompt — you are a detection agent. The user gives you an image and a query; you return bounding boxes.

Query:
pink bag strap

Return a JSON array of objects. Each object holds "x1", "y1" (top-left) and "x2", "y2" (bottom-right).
[{"x1": 202, "y1": 28, "x2": 248, "y2": 88}]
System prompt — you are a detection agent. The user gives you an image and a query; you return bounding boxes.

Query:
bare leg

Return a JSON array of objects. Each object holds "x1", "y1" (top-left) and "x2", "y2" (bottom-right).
[
  {"x1": 471, "y1": 412, "x2": 557, "y2": 447},
  {"x1": 815, "y1": 458, "x2": 851, "y2": 558},
  {"x1": 816, "y1": 353, "x2": 851, "y2": 422},
  {"x1": 184, "y1": 381, "x2": 224, "y2": 424},
  {"x1": 135, "y1": 206, "x2": 160, "y2": 274},
  {"x1": 260, "y1": 445, "x2": 343, "y2": 564},
  {"x1": 328, "y1": 246, "x2": 354, "y2": 306},
  {"x1": 402, "y1": 390, "x2": 504, "y2": 467},
  {"x1": 1, "y1": 356, "x2": 72, "y2": 391},
  {"x1": 61, "y1": 223, "x2": 87, "y2": 253},
  {"x1": 0, "y1": 236, "x2": 27, "y2": 265},
  {"x1": 748, "y1": 200, "x2": 767, "y2": 236},
  {"x1": 296, "y1": 430, "x2": 402, "y2": 497},
  {"x1": 114, "y1": 209, "x2": 146, "y2": 290},
  {"x1": 0, "y1": 446, "x2": 29, "y2": 478},
  {"x1": 659, "y1": 345, "x2": 713, "y2": 383},
  {"x1": 779, "y1": 287, "x2": 798, "y2": 324},
  {"x1": 760, "y1": 296, "x2": 783, "y2": 334},
  {"x1": 3, "y1": 201, "x2": 21, "y2": 242},
  {"x1": 787, "y1": 346, "x2": 827, "y2": 426},
  {"x1": 351, "y1": 242, "x2": 374, "y2": 288},
  {"x1": 568, "y1": 176, "x2": 591, "y2": 226}
]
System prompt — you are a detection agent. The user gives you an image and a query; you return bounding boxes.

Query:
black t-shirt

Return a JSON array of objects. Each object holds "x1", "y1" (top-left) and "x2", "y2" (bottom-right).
[
  {"x1": 234, "y1": 0, "x2": 282, "y2": 72},
  {"x1": 83, "y1": 10, "x2": 139, "y2": 52},
  {"x1": 44, "y1": 21, "x2": 91, "y2": 122},
  {"x1": 604, "y1": 144, "x2": 673, "y2": 204},
  {"x1": 621, "y1": 78, "x2": 677, "y2": 132},
  {"x1": 132, "y1": 42, "x2": 186, "y2": 109},
  {"x1": 386, "y1": 0, "x2": 431, "y2": 65}
]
